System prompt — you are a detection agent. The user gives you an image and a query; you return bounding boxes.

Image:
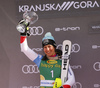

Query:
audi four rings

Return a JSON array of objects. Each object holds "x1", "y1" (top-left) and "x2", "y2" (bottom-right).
[
  {"x1": 57, "y1": 43, "x2": 80, "y2": 53},
  {"x1": 32, "y1": 43, "x2": 80, "y2": 53},
  {"x1": 28, "y1": 26, "x2": 44, "y2": 35},
  {"x1": 22, "y1": 65, "x2": 40, "y2": 74}
]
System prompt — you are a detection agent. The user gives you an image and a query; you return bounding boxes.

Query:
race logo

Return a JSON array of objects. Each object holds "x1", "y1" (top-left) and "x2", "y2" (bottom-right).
[{"x1": 18, "y1": 1, "x2": 99, "y2": 12}]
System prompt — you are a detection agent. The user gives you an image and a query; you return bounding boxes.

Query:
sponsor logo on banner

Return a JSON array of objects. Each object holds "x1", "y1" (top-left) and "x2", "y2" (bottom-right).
[
  {"x1": 19, "y1": 1, "x2": 99, "y2": 12},
  {"x1": 47, "y1": 60, "x2": 57, "y2": 64},
  {"x1": 93, "y1": 62, "x2": 100, "y2": 71},
  {"x1": 55, "y1": 27, "x2": 80, "y2": 31},
  {"x1": 92, "y1": 45, "x2": 100, "y2": 49},
  {"x1": 32, "y1": 48, "x2": 43, "y2": 51},
  {"x1": 89, "y1": 21, "x2": 100, "y2": 34},
  {"x1": 22, "y1": 86, "x2": 40, "y2": 88},
  {"x1": 28, "y1": 26, "x2": 44, "y2": 36},
  {"x1": 71, "y1": 65, "x2": 82, "y2": 69},
  {"x1": 94, "y1": 84, "x2": 100, "y2": 88},
  {"x1": 57, "y1": 43, "x2": 80, "y2": 53},
  {"x1": 32, "y1": 43, "x2": 80, "y2": 53},
  {"x1": 72, "y1": 82, "x2": 82, "y2": 88},
  {"x1": 22, "y1": 65, "x2": 40, "y2": 74}
]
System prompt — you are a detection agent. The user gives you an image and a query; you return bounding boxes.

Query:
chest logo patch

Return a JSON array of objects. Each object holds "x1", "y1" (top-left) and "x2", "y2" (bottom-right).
[{"x1": 47, "y1": 60, "x2": 57, "y2": 64}]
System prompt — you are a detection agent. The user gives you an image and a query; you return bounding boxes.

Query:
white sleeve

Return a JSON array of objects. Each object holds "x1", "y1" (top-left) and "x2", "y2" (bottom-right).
[
  {"x1": 64, "y1": 65, "x2": 75, "y2": 87},
  {"x1": 20, "y1": 36, "x2": 38, "y2": 61}
]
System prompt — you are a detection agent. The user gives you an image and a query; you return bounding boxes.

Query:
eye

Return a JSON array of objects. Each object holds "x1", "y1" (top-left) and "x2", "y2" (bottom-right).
[
  {"x1": 43, "y1": 46, "x2": 47, "y2": 49},
  {"x1": 48, "y1": 46, "x2": 50, "y2": 48},
  {"x1": 48, "y1": 45, "x2": 52, "y2": 48}
]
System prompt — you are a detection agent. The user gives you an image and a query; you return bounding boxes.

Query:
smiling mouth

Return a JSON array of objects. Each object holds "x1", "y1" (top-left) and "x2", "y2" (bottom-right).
[{"x1": 46, "y1": 52, "x2": 51, "y2": 54}]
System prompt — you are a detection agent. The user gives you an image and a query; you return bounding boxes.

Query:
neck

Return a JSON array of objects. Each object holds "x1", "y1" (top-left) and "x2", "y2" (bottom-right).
[
  {"x1": 47, "y1": 55, "x2": 58, "y2": 60},
  {"x1": 50, "y1": 54, "x2": 56, "y2": 57}
]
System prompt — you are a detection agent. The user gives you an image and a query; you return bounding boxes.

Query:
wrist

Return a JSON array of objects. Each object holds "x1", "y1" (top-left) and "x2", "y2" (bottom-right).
[
  {"x1": 20, "y1": 27, "x2": 30, "y2": 36},
  {"x1": 63, "y1": 85, "x2": 71, "y2": 88},
  {"x1": 20, "y1": 36, "x2": 26, "y2": 43}
]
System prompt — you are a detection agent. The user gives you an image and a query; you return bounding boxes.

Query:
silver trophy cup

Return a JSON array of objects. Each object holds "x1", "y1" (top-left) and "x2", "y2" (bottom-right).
[{"x1": 16, "y1": 11, "x2": 38, "y2": 33}]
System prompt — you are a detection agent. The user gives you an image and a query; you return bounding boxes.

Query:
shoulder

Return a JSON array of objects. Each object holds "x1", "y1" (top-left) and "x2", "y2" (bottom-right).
[{"x1": 33, "y1": 54, "x2": 43, "y2": 67}]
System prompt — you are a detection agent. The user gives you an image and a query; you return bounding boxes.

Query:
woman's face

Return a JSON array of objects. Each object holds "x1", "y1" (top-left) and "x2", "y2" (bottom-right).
[{"x1": 43, "y1": 44, "x2": 56, "y2": 57}]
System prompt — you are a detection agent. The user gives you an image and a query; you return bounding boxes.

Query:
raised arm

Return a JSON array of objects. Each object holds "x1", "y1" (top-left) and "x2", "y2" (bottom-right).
[
  {"x1": 20, "y1": 36, "x2": 38, "y2": 61},
  {"x1": 16, "y1": 18, "x2": 42, "y2": 67}
]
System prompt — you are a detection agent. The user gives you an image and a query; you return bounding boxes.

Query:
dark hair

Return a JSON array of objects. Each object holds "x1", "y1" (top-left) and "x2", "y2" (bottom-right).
[
  {"x1": 42, "y1": 55, "x2": 48, "y2": 60},
  {"x1": 42, "y1": 39, "x2": 56, "y2": 48}
]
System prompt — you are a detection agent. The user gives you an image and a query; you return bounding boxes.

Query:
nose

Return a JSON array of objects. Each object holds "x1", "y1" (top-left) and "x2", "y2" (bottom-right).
[{"x1": 46, "y1": 47, "x2": 49, "y2": 51}]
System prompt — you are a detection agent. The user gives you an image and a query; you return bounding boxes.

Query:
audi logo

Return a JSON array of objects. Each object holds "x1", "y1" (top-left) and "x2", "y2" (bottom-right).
[
  {"x1": 72, "y1": 82, "x2": 82, "y2": 88},
  {"x1": 31, "y1": 43, "x2": 80, "y2": 53},
  {"x1": 93, "y1": 62, "x2": 100, "y2": 71},
  {"x1": 57, "y1": 43, "x2": 80, "y2": 53},
  {"x1": 22, "y1": 65, "x2": 40, "y2": 74},
  {"x1": 28, "y1": 26, "x2": 44, "y2": 36}
]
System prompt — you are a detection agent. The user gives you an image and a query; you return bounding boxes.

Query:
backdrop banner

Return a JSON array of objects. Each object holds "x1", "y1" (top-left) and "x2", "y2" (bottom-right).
[{"x1": 0, "y1": 0, "x2": 100, "y2": 88}]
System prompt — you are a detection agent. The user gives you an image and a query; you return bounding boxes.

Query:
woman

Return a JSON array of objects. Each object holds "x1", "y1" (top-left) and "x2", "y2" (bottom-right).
[{"x1": 18, "y1": 20, "x2": 75, "y2": 88}]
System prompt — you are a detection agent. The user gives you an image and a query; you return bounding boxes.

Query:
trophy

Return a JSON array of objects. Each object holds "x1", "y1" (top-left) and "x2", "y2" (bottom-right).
[{"x1": 16, "y1": 11, "x2": 38, "y2": 33}]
